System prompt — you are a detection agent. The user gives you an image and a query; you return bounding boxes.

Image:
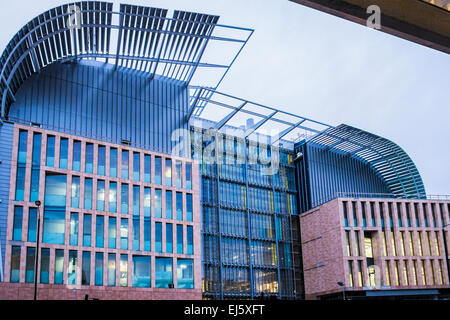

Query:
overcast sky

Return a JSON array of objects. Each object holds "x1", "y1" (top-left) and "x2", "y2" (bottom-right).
[{"x1": 1, "y1": 0, "x2": 449, "y2": 195}]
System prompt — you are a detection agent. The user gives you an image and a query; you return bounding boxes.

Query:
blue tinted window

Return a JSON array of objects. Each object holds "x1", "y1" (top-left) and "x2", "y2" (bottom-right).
[
  {"x1": 43, "y1": 209, "x2": 65, "y2": 244},
  {"x1": 144, "y1": 155, "x2": 151, "y2": 183},
  {"x1": 40, "y1": 248, "x2": 50, "y2": 284},
  {"x1": 72, "y1": 140, "x2": 81, "y2": 171},
  {"x1": 15, "y1": 131, "x2": 27, "y2": 201},
  {"x1": 155, "y1": 189, "x2": 162, "y2": 218},
  {"x1": 96, "y1": 215, "x2": 104, "y2": 248},
  {"x1": 132, "y1": 256, "x2": 151, "y2": 288},
  {"x1": 85, "y1": 143, "x2": 94, "y2": 173},
  {"x1": 144, "y1": 187, "x2": 151, "y2": 217},
  {"x1": 69, "y1": 213, "x2": 79, "y2": 246},
  {"x1": 176, "y1": 193, "x2": 183, "y2": 221},
  {"x1": 186, "y1": 194, "x2": 193, "y2": 222},
  {"x1": 108, "y1": 217, "x2": 117, "y2": 249},
  {"x1": 177, "y1": 259, "x2": 193, "y2": 289},
  {"x1": 121, "y1": 184, "x2": 129, "y2": 214},
  {"x1": 186, "y1": 163, "x2": 192, "y2": 190},
  {"x1": 97, "y1": 180, "x2": 105, "y2": 211},
  {"x1": 28, "y1": 208, "x2": 37, "y2": 242},
  {"x1": 121, "y1": 150, "x2": 129, "y2": 179},
  {"x1": 46, "y1": 135, "x2": 55, "y2": 167},
  {"x1": 155, "y1": 157, "x2": 162, "y2": 185},
  {"x1": 187, "y1": 226, "x2": 193, "y2": 255},
  {"x1": 110, "y1": 148, "x2": 118, "y2": 177},
  {"x1": 30, "y1": 133, "x2": 41, "y2": 202},
  {"x1": 109, "y1": 182, "x2": 117, "y2": 213},
  {"x1": 120, "y1": 254, "x2": 128, "y2": 287},
  {"x1": 133, "y1": 152, "x2": 140, "y2": 181},
  {"x1": 165, "y1": 191, "x2": 172, "y2": 219},
  {"x1": 165, "y1": 159, "x2": 172, "y2": 186},
  {"x1": 44, "y1": 173, "x2": 67, "y2": 207},
  {"x1": 155, "y1": 222, "x2": 162, "y2": 253},
  {"x1": 120, "y1": 218, "x2": 128, "y2": 250},
  {"x1": 68, "y1": 250, "x2": 77, "y2": 285},
  {"x1": 107, "y1": 253, "x2": 116, "y2": 286},
  {"x1": 144, "y1": 218, "x2": 151, "y2": 252},
  {"x1": 54, "y1": 249, "x2": 64, "y2": 284},
  {"x1": 59, "y1": 138, "x2": 68, "y2": 169},
  {"x1": 10, "y1": 246, "x2": 21, "y2": 283},
  {"x1": 84, "y1": 178, "x2": 93, "y2": 210},
  {"x1": 25, "y1": 247, "x2": 35, "y2": 283},
  {"x1": 98, "y1": 146, "x2": 106, "y2": 176},
  {"x1": 83, "y1": 214, "x2": 92, "y2": 247},
  {"x1": 177, "y1": 225, "x2": 183, "y2": 254},
  {"x1": 82, "y1": 251, "x2": 91, "y2": 285},
  {"x1": 155, "y1": 257, "x2": 173, "y2": 288},
  {"x1": 133, "y1": 185, "x2": 140, "y2": 216},
  {"x1": 175, "y1": 161, "x2": 182, "y2": 188},
  {"x1": 133, "y1": 217, "x2": 140, "y2": 251},
  {"x1": 17, "y1": 130, "x2": 28, "y2": 163},
  {"x1": 166, "y1": 223, "x2": 173, "y2": 253},
  {"x1": 12, "y1": 206, "x2": 23, "y2": 241},
  {"x1": 71, "y1": 176, "x2": 80, "y2": 208},
  {"x1": 95, "y1": 252, "x2": 103, "y2": 286}
]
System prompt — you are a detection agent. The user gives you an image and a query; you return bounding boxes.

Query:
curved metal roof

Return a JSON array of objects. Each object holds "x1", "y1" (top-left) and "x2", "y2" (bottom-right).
[
  {"x1": 0, "y1": 1, "x2": 253, "y2": 119},
  {"x1": 307, "y1": 124, "x2": 426, "y2": 198}
]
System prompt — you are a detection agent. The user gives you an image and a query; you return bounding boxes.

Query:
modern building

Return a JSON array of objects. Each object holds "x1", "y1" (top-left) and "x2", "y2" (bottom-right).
[{"x1": 0, "y1": 1, "x2": 448, "y2": 300}]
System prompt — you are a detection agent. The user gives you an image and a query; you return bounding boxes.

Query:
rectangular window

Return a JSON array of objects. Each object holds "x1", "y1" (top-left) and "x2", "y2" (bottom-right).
[
  {"x1": 121, "y1": 183, "x2": 129, "y2": 214},
  {"x1": 348, "y1": 260, "x2": 354, "y2": 287},
  {"x1": 83, "y1": 214, "x2": 92, "y2": 247},
  {"x1": 343, "y1": 202, "x2": 348, "y2": 227},
  {"x1": 15, "y1": 130, "x2": 27, "y2": 201},
  {"x1": 109, "y1": 182, "x2": 117, "y2": 213},
  {"x1": 165, "y1": 190, "x2": 172, "y2": 219},
  {"x1": 186, "y1": 194, "x2": 193, "y2": 222},
  {"x1": 120, "y1": 254, "x2": 128, "y2": 287},
  {"x1": 133, "y1": 152, "x2": 140, "y2": 181},
  {"x1": 144, "y1": 154, "x2": 151, "y2": 183},
  {"x1": 98, "y1": 145, "x2": 106, "y2": 176},
  {"x1": 121, "y1": 150, "x2": 129, "y2": 179},
  {"x1": 346, "y1": 231, "x2": 351, "y2": 256},
  {"x1": 155, "y1": 157, "x2": 162, "y2": 185},
  {"x1": 155, "y1": 222, "x2": 162, "y2": 253},
  {"x1": 165, "y1": 159, "x2": 172, "y2": 186},
  {"x1": 177, "y1": 259, "x2": 194, "y2": 289},
  {"x1": 84, "y1": 178, "x2": 93, "y2": 210},
  {"x1": 97, "y1": 180, "x2": 105, "y2": 211},
  {"x1": 43, "y1": 209, "x2": 65, "y2": 245},
  {"x1": 133, "y1": 217, "x2": 140, "y2": 251},
  {"x1": 132, "y1": 256, "x2": 151, "y2": 288},
  {"x1": 144, "y1": 187, "x2": 151, "y2": 217},
  {"x1": 71, "y1": 176, "x2": 80, "y2": 208},
  {"x1": 175, "y1": 161, "x2": 182, "y2": 188},
  {"x1": 155, "y1": 257, "x2": 173, "y2": 288},
  {"x1": 108, "y1": 217, "x2": 117, "y2": 249},
  {"x1": 85, "y1": 143, "x2": 94, "y2": 173},
  {"x1": 10, "y1": 246, "x2": 21, "y2": 282},
  {"x1": 54, "y1": 249, "x2": 64, "y2": 284},
  {"x1": 72, "y1": 140, "x2": 81, "y2": 171},
  {"x1": 166, "y1": 223, "x2": 173, "y2": 253},
  {"x1": 96, "y1": 215, "x2": 104, "y2": 248},
  {"x1": 25, "y1": 247, "x2": 36, "y2": 283},
  {"x1": 28, "y1": 207, "x2": 37, "y2": 242},
  {"x1": 82, "y1": 251, "x2": 91, "y2": 286},
  {"x1": 176, "y1": 192, "x2": 183, "y2": 221},
  {"x1": 45, "y1": 173, "x2": 67, "y2": 207},
  {"x1": 40, "y1": 248, "x2": 50, "y2": 284},
  {"x1": 155, "y1": 189, "x2": 162, "y2": 218},
  {"x1": 144, "y1": 217, "x2": 151, "y2": 252},
  {"x1": 30, "y1": 132, "x2": 41, "y2": 202},
  {"x1": 133, "y1": 185, "x2": 140, "y2": 216},
  {"x1": 120, "y1": 218, "x2": 129, "y2": 250},
  {"x1": 95, "y1": 252, "x2": 104, "y2": 286},
  {"x1": 187, "y1": 225, "x2": 193, "y2": 255},
  {"x1": 12, "y1": 206, "x2": 23, "y2": 241},
  {"x1": 68, "y1": 250, "x2": 77, "y2": 285},
  {"x1": 46, "y1": 135, "x2": 55, "y2": 167},
  {"x1": 186, "y1": 163, "x2": 192, "y2": 190},
  {"x1": 110, "y1": 148, "x2": 118, "y2": 177},
  {"x1": 69, "y1": 213, "x2": 79, "y2": 246},
  {"x1": 177, "y1": 225, "x2": 184, "y2": 254},
  {"x1": 108, "y1": 253, "x2": 116, "y2": 286},
  {"x1": 59, "y1": 138, "x2": 68, "y2": 169}
]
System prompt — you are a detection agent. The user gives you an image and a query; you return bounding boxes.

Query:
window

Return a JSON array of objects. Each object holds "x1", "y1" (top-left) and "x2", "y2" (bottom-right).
[
  {"x1": 46, "y1": 135, "x2": 55, "y2": 167},
  {"x1": 133, "y1": 152, "x2": 140, "y2": 181},
  {"x1": 96, "y1": 215, "x2": 104, "y2": 248},
  {"x1": 165, "y1": 159, "x2": 172, "y2": 186},
  {"x1": 109, "y1": 182, "x2": 117, "y2": 213},
  {"x1": 83, "y1": 214, "x2": 92, "y2": 247},
  {"x1": 177, "y1": 225, "x2": 184, "y2": 254},
  {"x1": 186, "y1": 194, "x2": 193, "y2": 222},
  {"x1": 121, "y1": 150, "x2": 129, "y2": 179},
  {"x1": 132, "y1": 256, "x2": 151, "y2": 287},
  {"x1": 28, "y1": 207, "x2": 37, "y2": 242},
  {"x1": 155, "y1": 222, "x2": 162, "y2": 253},
  {"x1": 69, "y1": 213, "x2": 79, "y2": 246},
  {"x1": 72, "y1": 140, "x2": 81, "y2": 171},
  {"x1": 133, "y1": 185, "x2": 140, "y2": 216},
  {"x1": 43, "y1": 209, "x2": 65, "y2": 245},
  {"x1": 59, "y1": 138, "x2": 68, "y2": 169},
  {"x1": 54, "y1": 249, "x2": 64, "y2": 284},
  {"x1": 45, "y1": 173, "x2": 67, "y2": 207},
  {"x1": 165, "y1": 222, "x2": 176, "y2": 255},
  {"x1": 343, "y1": 202, "x2": 348, "y2": 227},
  {"x1": 176, "y1": 192, "x2": 183, "y2": 220},
  {"x1": 348, "y1": 260, "x2": 354, "y2": 287},
  {"x1": 155, "y1": 156, "x2": 162, "y2": 185},
  {"x1": 71, "y1": 176, "x2": 80, "y2": 208},
  {"x1": 186, "y1": 163, "x2": 192, "y2": 190},
  {"x1": 155, "y1": 257, "x2": 173, "y2": 288},
  {"x1": 110, "y1": 148, "x2": 118, "y2": 177},
  {"x1": 82, "y1": 251, "x2": 91, "y2": 285},
  {"x1": 144, "y1": 154, "x2": 151, "y2": 183},
  {"x1": 108, "y1": 217, "x2": 117, "y2": 249},
  {"x1": 12, "y1": 206, "x2": 23, "y2": 241},
  {"x1": 175, "y1": 161, "x2": 182, "y2": 188},
  {"x1": 25, "y1": 247, "x2": 36, "y2": 283},
  {"x1": 85, "y1": 143, "x2": 94, "y2": 173},
  {"x1": 133, "y1": 217, "x2": 140, "y2": 251},
  {"x1": 95, "y1": 252, "x2": 104, "y2": 286},
  {"x1": 177, "y1": 259, "x2": 194, "y2": 289},
  {"x1": 97, "y1": 180, "x2": 105, "y2": 211},
  {"x1": 30, "y1": 132, "x2": 41, "y2": 202},
  {"x1": 15, "y1": 130, "x2": 27, "y2": 201},
  {"x1": 165, "y1": 191, "x2": 172, "y2": 219},
  {"x1": 98, "y1": 145, "x2": 106, "y2": 176},
  {"x1": 108, "y1": 253, "x2": 116, "y2": 286},
  {"x1": 120, "y1": 218, "x2": 129, "y2": 250},
  {"x1": 68, "y1": 250, "x2": 77, "y2": 285},
  {"x1": 10, "y1": 246, "x2": 21, "y2": 282},
  {"x1": 144, "y1": 217, "x2": 151, "y2": 252},
  {"x1": 144, "y1": 187, "x2": 151, "y2": 217},
  {"x1": 40, "y1": 248, "x2": 50, "y2": 284},
  {"x1": 155, "y1": 189, "x2": 162, "y2": 218},
  {"x1": 84, "y1": 178, "x2": 93, "y2": 210},
  {"x1": 120, "y1": 254, "x2": 128, "y2": 287},
  {"x1": 121, "y1": 183, "x2": 129, "y2": 214},
  {"x1": 187, "y1": 225, "x2": 193, "y2": 255}
]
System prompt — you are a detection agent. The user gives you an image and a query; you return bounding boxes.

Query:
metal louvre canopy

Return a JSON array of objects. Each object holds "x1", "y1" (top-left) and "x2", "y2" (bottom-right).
[
  {"x1": 0, "y1": 1, "x2": 253, "y2": 119},
  {"x1": 308, "y1": 124, "x2": 426, "y2": 198}
]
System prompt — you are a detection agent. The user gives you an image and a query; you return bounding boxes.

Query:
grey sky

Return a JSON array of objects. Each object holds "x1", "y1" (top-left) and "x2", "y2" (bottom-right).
[{"x1": 1, "y1": 0, "x2": 449, "y2": 195}]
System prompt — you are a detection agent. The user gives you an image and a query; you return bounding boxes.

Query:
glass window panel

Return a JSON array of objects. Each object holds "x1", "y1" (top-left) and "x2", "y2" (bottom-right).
[
  {"x1": 155, "y1": 189, "x2": 162, "y2": 218},
  {"x1": 108, "y1": 253, "x2": 116, "y2": 286},
  {"x1": 133, "y1": 152, "x2": 140, "y2": 181},
  {"x1": 120, "y1": 218, "x2": 129, "y2": 250},
  {"x1": 132, "y1": 256, "x2": 150, "y2": 288},
  {"x1": 121, "y1": 150, "x2": 129, "y2": 179},
  {"x1": 98, "y1": 146, "x2": 106, "y2": 176},
  {"x1": 97, "y1": 180, "x2": 105, "y2": 211},
  {"x1": 44, "y1": 173, "x2": 67, "y2": 207},
  {"x1": 144, "y1": 154, "x2": 151, "y2": 183},
  {"x1": 83, "y1": 214, "x2": 92, "y2": 247},
  {"x1": 187, "y1": 226, "x2": 193, "y2": 255},
  {"x1": 110, "y1": 148, "x2": 118, "y2": 178},
  {"x1": 186, "y1": 163, "x2": 192, "y2": 190},
  {"x1": 82, "y1": 251, "x2": 91, "y2": 285},
  {"x1": 95, "y1": 252, "x2": 103, "y2": 286},
  {"x1": 165, "y1": 159, "x2": 172, "y2": 186},
  {"x1": 186, "y1": 194, "x2": 193, "y2": 222},
  {"x1": 28, "y1": 207, "x2": 37, "y2": 242},
  {"x1": 108, "y1": 217, "x2": 117, "y2": 249},
  {"x1": 54, "y1": 249, "x2": 64, "y2": 284},
  {"x1": 133, "y1": 185, "x2": 140, "y2": 216},
  {"x1": 166, "y1": 223, "x2": 173, "y2": 254},
  {"x1": 155, "y1": 257, "x2": 173, "y2": 288},
  {"x1": 43, "y1": 209, "x2": 65, "y2": 245},
  {"x1": 68, "y1": 250, "x2": 77, "y2": 285},
  {"x1": 59, "y1": 138, "x2": 68, "y2": 169},
  {"x1": 120, "y1": 254, "x2": 128, "y2": 287},
  {"x1": 109, "y1": 182, "x2": 117, "y2": 213},
  {"x1": 177, "y1": 225, "x2": 183, "y2": 254},
  {"x1": 30, "y1": 133, "x2": 42, "y2": 202},
  {"x1": 12, "y1": 206, "x2": 23, "y2": 241},
  {"x1": 155, "y1": 157, "x2": 162, "y2": 185},
  {"x1": 25, "y1": 247, "x2": 36, "y2": 283},
  {"x1": 133, "y1": 217, "x2": 140, "y2": 251},
  {"x1": 85, "y1": 143, "x2": 94, "y2": 174},
  {"x1": 71, "y1": 176, "x2": 80, "y2": 208},
  {"x1": 177, "y1": 259, "x2": 194, "y2": 289},
  {"x1": 155, "y1": 222, "x2": 162, "y2": 253},
  {"x1": 72, "y1": 140, "x2": 81, "y2": 171},
  {"x1": 40, "y1": 248, "x2": 50, "y2": 284},
  {"x1": 165, "y1": 191, "x2": 172, "y2": 219},
  {"x1": 84, "y1": 178, "x2": 93, "y2": 210},
  {"x1": 46, "y1": 135, "x2": 55, "y2": 167},
  {"x1": 10, "y1": 246, "x2": 21, "y2": 283},
  {"x1": 176, "y1": 192, "x2": 183, "y2": 221},
  {"x1": 96, "y1": 215, "x2": 104, "y2": 248},
  {"x1": 144, "y1": 187, "x2": 151, "y2": 217},
  {"x1": 144, "y1": 218, "x2": 151, "y2": 252},
  {"x1": 70, "y1": 213, "x2": 79, "y2": 246},
  {"x1": 121, "y1": 184, "x2": 129, "y2": 214},
  {"x1": 175, "y1": 161, "x2": 182, "y2": 188}
]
